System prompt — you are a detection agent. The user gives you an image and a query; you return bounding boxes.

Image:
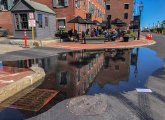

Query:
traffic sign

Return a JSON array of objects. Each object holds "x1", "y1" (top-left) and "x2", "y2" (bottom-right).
[
  {"x1": 28, "y1": 20, "x2": 36, "y2": 27},
  {"x1": 29, "y1": 13, "x2": 34, "y2": 20}
]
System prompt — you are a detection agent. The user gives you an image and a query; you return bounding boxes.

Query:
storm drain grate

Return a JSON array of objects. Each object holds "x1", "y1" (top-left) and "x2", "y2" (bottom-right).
[{"x1": 10, "y1": 88, "x2": 59, "y2": 112}]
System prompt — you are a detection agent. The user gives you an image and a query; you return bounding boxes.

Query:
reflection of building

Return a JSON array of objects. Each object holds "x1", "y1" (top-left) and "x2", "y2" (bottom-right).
[
  {"x1": 12, "y1": 51, "x2": 104, "y2": 98},
  {"x1": 54, "y1": 51, "x2": 104, "y2": 98},
  {"x1": 95, "y1": 49, "x2": 131, "y2": 86}
]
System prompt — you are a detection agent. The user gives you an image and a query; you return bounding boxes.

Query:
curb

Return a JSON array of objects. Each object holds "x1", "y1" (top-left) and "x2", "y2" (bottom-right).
[
  {"x1": 49, "y1": 40, "x2": 156, "y2": 50},
  {"x1": 0, "y1": 66, "x2": 45, "y2": 104}
]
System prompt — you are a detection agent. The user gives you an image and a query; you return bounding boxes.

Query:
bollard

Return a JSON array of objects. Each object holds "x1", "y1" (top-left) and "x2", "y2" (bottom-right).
[{"x1": 24, "y1": 29, "x2": 28, "y2": 48}]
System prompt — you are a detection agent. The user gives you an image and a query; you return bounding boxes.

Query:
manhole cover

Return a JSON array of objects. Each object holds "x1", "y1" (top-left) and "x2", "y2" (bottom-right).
[{"x1": 68, "y1": 94, "x2": 107, "y2": 115}]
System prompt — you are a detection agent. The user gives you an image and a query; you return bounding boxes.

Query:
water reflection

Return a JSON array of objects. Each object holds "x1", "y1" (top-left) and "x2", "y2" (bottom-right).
[
  {"x1": 0, "y1": 48, "x2": 163, "y2": 119},
  {"x1": 88, "y1": 48, "x2": 163, "y2": 94}
]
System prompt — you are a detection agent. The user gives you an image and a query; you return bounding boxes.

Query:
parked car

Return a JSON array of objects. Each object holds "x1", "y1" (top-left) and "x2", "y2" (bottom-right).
[{"x1": 0, "y1": 27, "x2": 8, "y2": 37}]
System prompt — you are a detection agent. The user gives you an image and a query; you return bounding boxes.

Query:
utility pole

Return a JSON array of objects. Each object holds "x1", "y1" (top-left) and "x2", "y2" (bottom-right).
[{"x1": 137, "y1": 1, "x2": 143, "y2": 40}]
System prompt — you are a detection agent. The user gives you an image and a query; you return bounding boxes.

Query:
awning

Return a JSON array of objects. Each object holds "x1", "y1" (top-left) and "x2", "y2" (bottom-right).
[{"x1": 68, "y1": 16, "x2": 87, "y2": 24}]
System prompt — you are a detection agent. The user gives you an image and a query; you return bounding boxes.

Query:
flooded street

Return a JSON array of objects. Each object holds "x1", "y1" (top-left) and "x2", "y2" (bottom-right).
[{"x1": 0, "y1": 47, "x2": 164, "y2": 120}]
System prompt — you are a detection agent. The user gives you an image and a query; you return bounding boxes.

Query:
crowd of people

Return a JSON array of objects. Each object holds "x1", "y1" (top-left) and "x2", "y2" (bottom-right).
[{"x1": 67, "y1": 27, "x2": 125, "y2": 41}]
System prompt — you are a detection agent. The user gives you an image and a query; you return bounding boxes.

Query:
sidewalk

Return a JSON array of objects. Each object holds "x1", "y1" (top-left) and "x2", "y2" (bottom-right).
[
  {"x1": 0, "y1": 44, "x2": 25, "y2": 54},
  {"x1": 46, "y1": 39, "x2": 156, "y2": 50},
  {"x1": 8, "y1": 37, "x2": 59, "y2": 47}
]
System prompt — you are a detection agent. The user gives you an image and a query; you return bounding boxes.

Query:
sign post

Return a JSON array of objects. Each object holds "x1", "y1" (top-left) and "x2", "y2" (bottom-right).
[{"x1": 28, "y1": 13, "x2": 36, "y2": 47}]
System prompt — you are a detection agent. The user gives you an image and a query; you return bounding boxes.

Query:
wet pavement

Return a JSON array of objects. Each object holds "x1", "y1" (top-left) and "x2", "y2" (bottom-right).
[{"x1": 0, "y1": 33, "x2": 165, "y2": 120}]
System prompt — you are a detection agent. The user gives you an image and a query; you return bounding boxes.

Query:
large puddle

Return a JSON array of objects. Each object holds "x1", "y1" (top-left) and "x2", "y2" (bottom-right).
[{"x1": 0, "y1": 47, "x2": 163, "y2": 120}]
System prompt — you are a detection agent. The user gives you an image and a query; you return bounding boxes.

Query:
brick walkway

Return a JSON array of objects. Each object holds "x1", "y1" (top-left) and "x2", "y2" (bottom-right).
[
  {"x1": 46, "y1": 40, "x2": 156, "y2": 50},
  {"x1": 0, "y1": 66, "x2": 34, "y2": 88}
]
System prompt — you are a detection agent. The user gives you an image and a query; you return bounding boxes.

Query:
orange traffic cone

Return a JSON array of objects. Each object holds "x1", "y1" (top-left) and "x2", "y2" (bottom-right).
[
  {"x1": 24, "y1": 29, "x2": 28, "y2": 48},
  {"x1": 146, "y1": 33, "x2": 150, "y2": 40},
  {"x1": 149, "y1": 34, "x2": 152, "y2": 40}
]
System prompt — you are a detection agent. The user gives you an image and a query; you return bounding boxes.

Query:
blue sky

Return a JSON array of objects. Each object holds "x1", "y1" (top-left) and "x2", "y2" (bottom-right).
[{"x1": 134, "y1": 0, "x2": 165, "y2": 28}]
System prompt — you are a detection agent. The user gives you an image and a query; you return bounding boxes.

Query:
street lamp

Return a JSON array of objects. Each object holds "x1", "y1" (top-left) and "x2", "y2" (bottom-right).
[{"x1": 137, "y1": 1, "x2": 144, "y2": 40}]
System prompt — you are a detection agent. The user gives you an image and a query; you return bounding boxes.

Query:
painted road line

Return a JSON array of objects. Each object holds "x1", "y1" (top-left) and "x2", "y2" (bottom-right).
[{"x1": 136, "y1": 88, "x2": 152, "y2": 93}]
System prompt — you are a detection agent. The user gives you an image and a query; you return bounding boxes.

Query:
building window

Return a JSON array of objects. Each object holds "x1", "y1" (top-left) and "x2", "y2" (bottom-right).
[
  {"x1": 106, "y1": 5, "x2": 110, "y2": 10},
  {"x1": 75, "y1": 0, "x2": 80, "y2": 8},
  {"x1": 53, "y1": 0, "x2": 68, "y2": 7},
  {"x1": 58, "y1": 0, "x2": 65, "y2": 6},
  {"x1": 45, "y1": 17, "x2": 48, "y2": 27},
  {"x1": 124, "y1": 4, "x2": 129, "y2": 9},
  {"x1": 14, "y1": 13, "x2": 29, "y2": 30},
  {"x1": 76, "y1": 69, "x2": 81, "y2": 83},
  {"x1": 83, "y1": 2, "x2": 86, "y2": 10},
  {"x1": 58, "y1": 19, "x2": 65, "y2": 29},
  {"x1": 0, "y1": 0, "x2": 18, "y2": 10},
  {"x1": 124, "y1": 13, "x2": 128, "y2": 19},
  {"x1": 0, "y1": 0, "x2": 8, "y2": 10},
  {"x1": 60, "y1": 71, "x2": 69, "y2": 85},
  {"x1": 38, "y1": 14, "x2": 43, "y2": 28},
  {"x1": 115, "y1": 65, "x2": 119, "y2": 70}
]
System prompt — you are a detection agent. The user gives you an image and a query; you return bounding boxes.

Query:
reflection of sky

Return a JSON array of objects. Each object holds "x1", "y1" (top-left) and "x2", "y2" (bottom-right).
[
  {"x1": 0, "y1": 108, "x2": 24, "y2": 120},
  {"x1": 87, "y1": 48, "x2": 163, "y2": 95}
]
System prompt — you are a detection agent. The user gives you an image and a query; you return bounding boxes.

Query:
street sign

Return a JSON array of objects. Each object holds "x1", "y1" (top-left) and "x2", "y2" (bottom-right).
[
  {"x1": 28, "y1": 20, "x2": 36, "y2": 27},
  {"x1": 59, "y1": 26, "x2": 65, "y2": 28},
  {"x1": 29, "y1": 13, "x2": 34, "y2": 20}
]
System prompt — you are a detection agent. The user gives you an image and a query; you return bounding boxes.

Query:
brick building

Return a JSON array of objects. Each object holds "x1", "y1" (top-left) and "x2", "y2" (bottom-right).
[
  {"x1": 0, "y1": 0, "x2": 17, "y2": 34},
  {"x1": 105, "y1": 0, "x2": 134, "y2": 26},
  {"x1": 33, "y1": 0, "x2": 106, "y2": 31}
]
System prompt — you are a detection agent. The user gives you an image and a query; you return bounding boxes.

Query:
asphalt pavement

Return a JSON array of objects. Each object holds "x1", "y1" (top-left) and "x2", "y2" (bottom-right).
[
  {"x1": 27, "y1": 33, "x2": 165, "y2": 120},
  {"x1": 0, "y1": 37, "x2": 68, "y2": 61}
]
